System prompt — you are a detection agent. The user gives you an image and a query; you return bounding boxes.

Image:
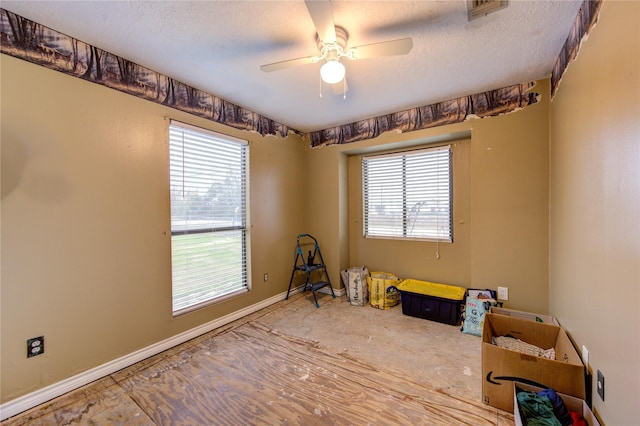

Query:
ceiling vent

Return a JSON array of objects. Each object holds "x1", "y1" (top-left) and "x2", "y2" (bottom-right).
[{"x1": 467, "y1": 0, "x2": 508, "y2": 21}]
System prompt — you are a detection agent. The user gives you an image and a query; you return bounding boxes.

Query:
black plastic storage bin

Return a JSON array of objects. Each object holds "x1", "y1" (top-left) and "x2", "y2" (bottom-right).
[{"x1": 397, "y1": 280, "x2": 467, "y2": 325}]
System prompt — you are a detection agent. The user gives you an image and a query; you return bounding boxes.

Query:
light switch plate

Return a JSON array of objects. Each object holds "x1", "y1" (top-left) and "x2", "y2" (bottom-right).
[{"x1": 581, "y1": 345, "x2": 589, "y2": 370}]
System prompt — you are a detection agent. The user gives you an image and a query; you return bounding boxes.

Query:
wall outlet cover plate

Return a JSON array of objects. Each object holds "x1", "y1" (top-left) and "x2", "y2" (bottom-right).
[
  {"x1": 497, "y1": 286, "x2": 509, "y2": 300},
  {"x1": 27, "y1": 336, "x2": 45, "y2": 358},
  {"x1": 597, "y1": 369, "x2": 605, "y2": 401}
]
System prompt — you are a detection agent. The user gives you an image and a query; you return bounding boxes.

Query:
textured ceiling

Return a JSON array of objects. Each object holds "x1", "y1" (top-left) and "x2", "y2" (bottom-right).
[{"x1": 2, "y1": 1, "x2": 583, "y2": 133}]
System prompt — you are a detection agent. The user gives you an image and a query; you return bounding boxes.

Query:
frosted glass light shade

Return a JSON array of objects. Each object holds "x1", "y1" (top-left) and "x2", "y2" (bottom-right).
[{"x1": 320, "y1": 60, "x2": 345, "y2": 84}]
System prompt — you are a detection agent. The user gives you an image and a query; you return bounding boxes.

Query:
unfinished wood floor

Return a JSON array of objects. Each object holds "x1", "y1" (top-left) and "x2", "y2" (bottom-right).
[{"x1": 2, "y1": 292, "x2": 514, "y2": 425}]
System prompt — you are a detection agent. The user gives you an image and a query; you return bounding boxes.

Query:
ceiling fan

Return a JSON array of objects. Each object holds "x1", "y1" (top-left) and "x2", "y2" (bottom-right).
[{"x1": 260, "y1": 0, "x2": 413, "y2": 95}]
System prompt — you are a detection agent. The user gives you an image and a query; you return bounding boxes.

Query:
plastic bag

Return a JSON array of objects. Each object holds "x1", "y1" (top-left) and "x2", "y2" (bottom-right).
[
  {"x1": 367, "y1": 272, "x2": 401, "y2": 310},
  {"x1": 341, "y1": 266, "x2": 369, "y2": 306},
  {"x1": 461, "y1": 296, "x2": 498, "y2": 336}
]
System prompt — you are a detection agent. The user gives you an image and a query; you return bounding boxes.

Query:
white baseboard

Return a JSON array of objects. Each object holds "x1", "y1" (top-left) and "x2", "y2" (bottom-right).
[{"x1": 1, "y1": 284, "x2": 337, "y2": 421}]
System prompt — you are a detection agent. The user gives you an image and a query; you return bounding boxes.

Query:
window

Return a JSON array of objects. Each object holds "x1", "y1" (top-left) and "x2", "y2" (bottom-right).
[
  {"x1": 169, "y1": 121, "x2": 249, "y2": 315},
  {"x1": 363, "y1": 145, "x2": 452, "y2": 241}
]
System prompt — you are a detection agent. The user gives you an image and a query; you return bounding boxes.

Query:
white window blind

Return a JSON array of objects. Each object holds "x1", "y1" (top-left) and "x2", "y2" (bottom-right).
[
  {"x1": 363, "y1": 145, "x2": 452, "y2": 241},
  {"x1": 169, "y1": 121, "x2": 249, "y2": 314}
]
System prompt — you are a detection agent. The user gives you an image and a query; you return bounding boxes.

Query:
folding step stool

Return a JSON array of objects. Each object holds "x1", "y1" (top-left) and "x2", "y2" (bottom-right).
[{"x1": 286, "y1": 234, "x2": 336, "y2": 307}]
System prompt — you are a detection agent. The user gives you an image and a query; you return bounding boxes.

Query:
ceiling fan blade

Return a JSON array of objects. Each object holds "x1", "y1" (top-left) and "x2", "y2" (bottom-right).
[
  {"x1": 305, "y1": 0, "x2": 336, "y2": 43},
  {"x1": 260, "y1": 56, "x2": 320, "y2": 72},
  {"x1": 345, "y1": 38, "x2": 413, "y2": 60}
]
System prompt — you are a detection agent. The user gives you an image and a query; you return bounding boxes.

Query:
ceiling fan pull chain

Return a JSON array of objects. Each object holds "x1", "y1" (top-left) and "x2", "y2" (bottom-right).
[
  {"x1": 343, "y1": 79, "x2": 347, "y2": 100},
  {"x1": 319, "y1": 75, "x2": 323, "y2": 98}
]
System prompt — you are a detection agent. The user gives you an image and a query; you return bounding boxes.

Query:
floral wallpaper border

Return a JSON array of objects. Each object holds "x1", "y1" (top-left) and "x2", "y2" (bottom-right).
[
  {"x1": 551, "y1": 0, "x2": 603, "y2": 98},
  {"x1": 1, "y1": 0, "x2": 601, "y2": 148},
  {"x1": 308, "y1": 82, "x2": 538, "y2": 147},
  {"x1": 0, "y1": 9, "x2": 295, "y2": 139}
]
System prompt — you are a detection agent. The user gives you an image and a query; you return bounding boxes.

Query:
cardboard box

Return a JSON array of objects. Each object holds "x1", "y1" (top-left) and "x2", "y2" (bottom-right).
[
  {"x1": 482, "y1": 313, "x2": 585, "y2": 412},
  {"x1": 514, "y1": 383, "x2": 600, "y2": 426},
  {"x1": 491, "y1": 306, "x2": 559, "y2": 326}
]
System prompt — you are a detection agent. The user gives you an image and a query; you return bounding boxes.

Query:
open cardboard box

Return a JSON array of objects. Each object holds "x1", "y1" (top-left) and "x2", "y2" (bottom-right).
[
  {"x1": 490, "y1": 306, "x2": 559, "y2": 326},
  {"x1": 482, "y1": 313, "x2": 585, "y2": 412},
  {"x1": 514, "y1": 382, "x2": 600, "y2": 426}
]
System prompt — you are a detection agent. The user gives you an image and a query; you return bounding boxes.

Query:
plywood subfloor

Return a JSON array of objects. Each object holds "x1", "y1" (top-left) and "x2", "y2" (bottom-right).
[{"x1": 2, "y1": 293, "x2": 514, "y2": 425}]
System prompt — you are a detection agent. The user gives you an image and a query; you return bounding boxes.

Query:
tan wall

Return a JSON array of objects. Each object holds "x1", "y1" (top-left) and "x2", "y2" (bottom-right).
[
  {"x1": 469, "y1": 84, "x2": 550, "y2": 314},
  {"x1": 0, "y1": 54, "x2": 307, "y2": 402},
  {"x1": 549, "y1": 1, "x2": 640, "y2": 424},
  {"x1": 307, "y1": 81, "x2": 550, "y2": 314}
]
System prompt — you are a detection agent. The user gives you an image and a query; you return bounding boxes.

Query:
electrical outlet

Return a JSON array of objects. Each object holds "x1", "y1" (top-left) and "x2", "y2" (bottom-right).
[
  {"x1": 497, "y1": 286, "x2": 509, "y2": 300},
  {"x1": 27, "y1": 336, "x2": 45, "y2": 358},
  {"x1": 263, "y1": 273, "x2": 269, "y2": 282},
  {"x1": 597, "y1": 370, "x2": 605, "y2": 401}
]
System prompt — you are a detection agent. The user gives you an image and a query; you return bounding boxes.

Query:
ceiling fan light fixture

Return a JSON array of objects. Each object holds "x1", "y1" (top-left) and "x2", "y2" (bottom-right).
[{"x1": 320, "y1": 60, "x2": 345, "y2": 84}]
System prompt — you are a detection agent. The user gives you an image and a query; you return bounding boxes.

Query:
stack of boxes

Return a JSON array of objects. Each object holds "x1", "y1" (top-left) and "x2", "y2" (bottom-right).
[
  {"x1": 394, "y1": 278, "x2": 595, "y2": 421},
  {"x1": 481, "y1": 310, "x2": 599, "y2": 423},
  {"x1": 481, "y1": 313, "x2": 586, "y2": 412}
]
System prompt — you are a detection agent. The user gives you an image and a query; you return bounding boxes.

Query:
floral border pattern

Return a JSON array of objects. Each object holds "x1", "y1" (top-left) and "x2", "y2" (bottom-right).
[
  {"x1": 0, "y1": 9, "x2": 295, "y2": 139},
  {"x1": 308, "y1": 82, "x2": 538, "y2": 147},
  {"x1": 1, "y1": 1, "x2": 601, "y2": 148},
  {"x1": 551, "y1": 0, "x2": 603, "y2": 98}
]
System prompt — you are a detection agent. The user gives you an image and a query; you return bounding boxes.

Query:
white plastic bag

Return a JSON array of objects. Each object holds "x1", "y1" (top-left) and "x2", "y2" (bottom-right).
[{"x1": 341, "y1": 266, "x2": 369, "y2": 306}]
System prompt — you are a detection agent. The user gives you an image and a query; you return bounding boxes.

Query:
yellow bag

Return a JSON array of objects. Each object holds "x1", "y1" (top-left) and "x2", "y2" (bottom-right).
[{"x1": 367, "y1": 272, "x2": 401, "y2": 310}]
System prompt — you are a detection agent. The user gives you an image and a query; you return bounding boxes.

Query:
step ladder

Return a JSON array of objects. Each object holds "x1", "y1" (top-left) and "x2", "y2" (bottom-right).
[{"x1": 286, "y1": 234, "x2": 336, "y2": 308}]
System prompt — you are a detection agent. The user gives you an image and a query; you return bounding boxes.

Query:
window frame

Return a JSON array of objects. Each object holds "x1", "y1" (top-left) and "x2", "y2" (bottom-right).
[
  {"x1": 168, "y1": 120, "x2": 250, "y2": 316},
  {"x1": 362, "y1": 144, "x2": 453, "y2": 242}
]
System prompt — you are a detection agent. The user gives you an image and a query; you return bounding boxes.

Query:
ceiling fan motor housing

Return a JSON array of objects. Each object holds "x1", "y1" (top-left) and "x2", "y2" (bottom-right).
[{"x1": 316, "y1": 25, "x2": 349, "y2": 59}]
